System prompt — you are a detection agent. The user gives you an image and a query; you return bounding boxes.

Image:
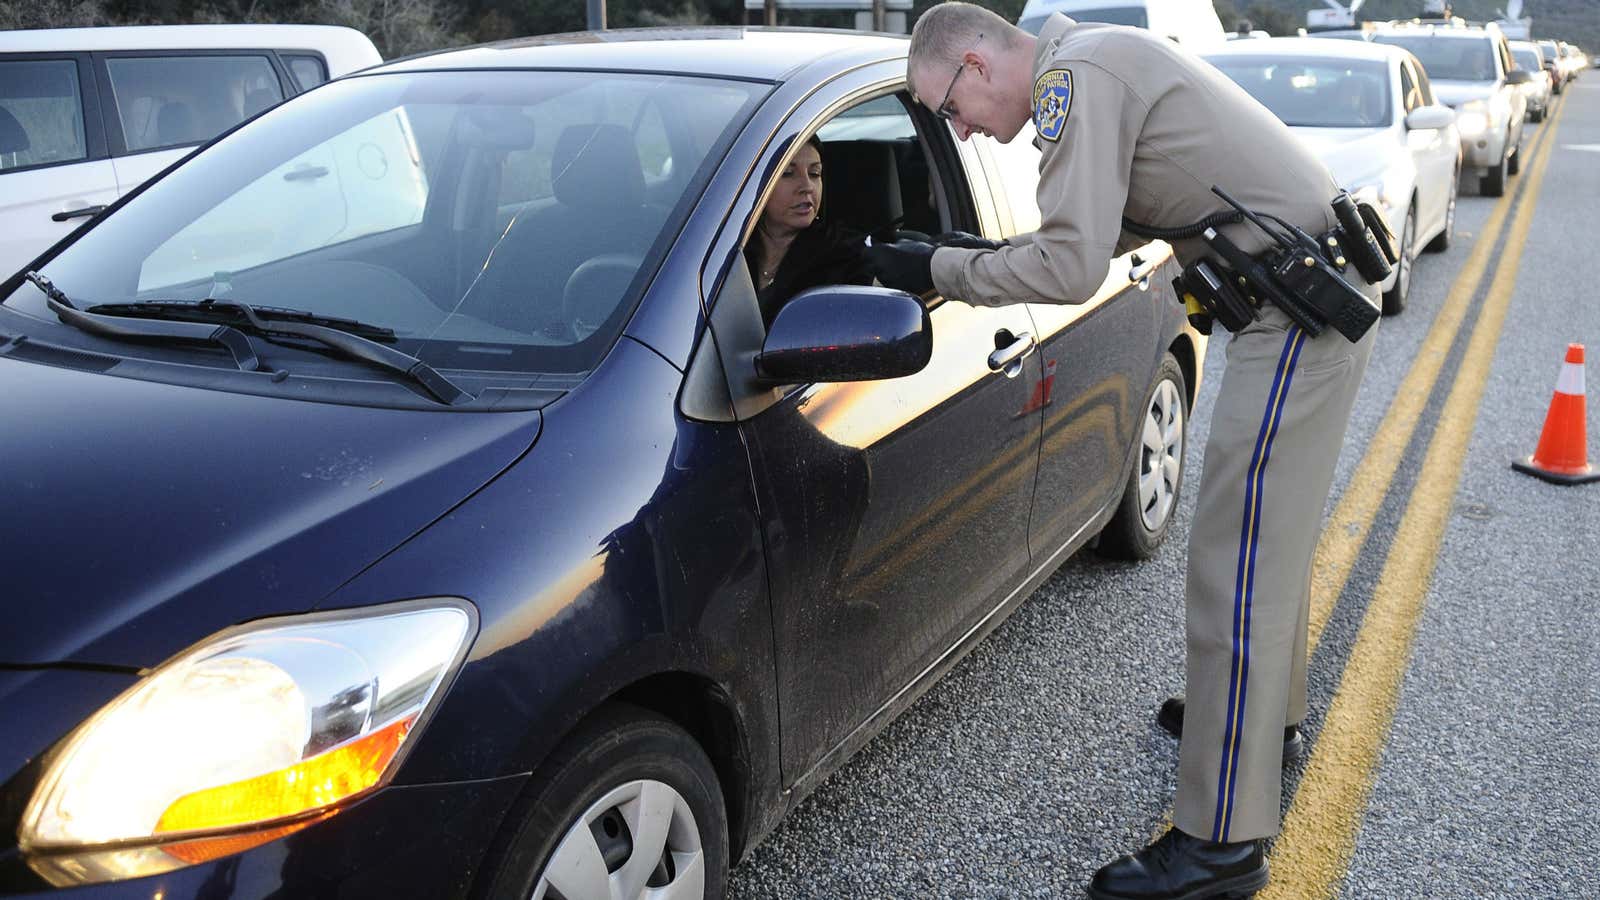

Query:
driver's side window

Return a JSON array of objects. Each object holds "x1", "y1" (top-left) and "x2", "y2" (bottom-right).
[{"x1": 740, "y1": 92, "x2": 946, "y2": 326}]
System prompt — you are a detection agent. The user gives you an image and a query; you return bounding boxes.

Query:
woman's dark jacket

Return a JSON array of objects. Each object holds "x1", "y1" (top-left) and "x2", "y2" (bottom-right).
[{"x1": 745, "y1": 219, "x2": 875, "y2": 325}]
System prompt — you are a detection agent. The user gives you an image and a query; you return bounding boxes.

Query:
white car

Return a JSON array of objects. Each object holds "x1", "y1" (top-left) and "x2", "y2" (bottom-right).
[
  {"x1": 0, "y1": 24, "x2": 381, "y2": 279},
  {"x1": 1369, "y1": 23, "x2": 1531, "y2": 197},
  {"x1": 1205, "y1": 38, "x2": 1462, "y2": 315},
  {"x1": 1509, "y1": 41, "x2": 1553, "y2": 122}
]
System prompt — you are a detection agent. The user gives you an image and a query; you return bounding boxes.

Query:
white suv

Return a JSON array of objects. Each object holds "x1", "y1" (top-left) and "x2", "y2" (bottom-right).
[
  {"x1": 1370, "y1": 23, "x2": 1532, "y2": 196},
  {"x1": 0, "y1": 24, "x2": 380, "y2": 278}
]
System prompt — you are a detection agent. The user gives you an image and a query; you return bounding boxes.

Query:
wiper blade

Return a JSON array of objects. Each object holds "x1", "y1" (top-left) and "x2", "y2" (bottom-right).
[
  {"x1": 153, "y1": 299, "x2": 469, "y2": 406},
  {"x1": 87, "y1": 299, "x2": 396, "y2": 342},
  {"x1": 45, "y1": 298, "x2": 261, "y2": 372},
  {"x1": 24, "y1": 271, "x2": 77, "y2": 310}
]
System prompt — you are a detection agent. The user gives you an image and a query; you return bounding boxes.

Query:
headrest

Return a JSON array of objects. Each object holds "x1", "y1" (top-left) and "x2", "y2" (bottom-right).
[
  {"x1": 242, "y1": 88, "x2": 279, "y2": 118},
  {"x1": 818, "y1": 140, "x2": 904, "y2": 237},
  {"x1": 552, "y1": 124, "x2": 644, "y2": 209},
  {"x1": 156, "y1": 102, "x2": 199, "y2": 146},
  {"x1": 0, "y1": 107, "x2": 28, "y2": 155}
]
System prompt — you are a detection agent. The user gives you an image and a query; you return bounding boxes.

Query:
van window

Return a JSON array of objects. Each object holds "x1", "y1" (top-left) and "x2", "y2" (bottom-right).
[
  {"x1": 0, "y1": 60, "x2": 88, "y2": 171},
  {"x1": 105, "y1": 55, "x2": 284, "y2": 152},
  {"x1": 283, "y1": 54, "x2": 329, "y2": 91}
]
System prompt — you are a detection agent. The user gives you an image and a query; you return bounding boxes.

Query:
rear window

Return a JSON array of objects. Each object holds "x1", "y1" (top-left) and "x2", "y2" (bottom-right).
[
  {"x1": 0, "y1": 60, "x2": 87, "y2": 171},
  {"x1": 1371, "y1": 34, "x2": 1497, "y2": 81},
  {"x1": 106, "y1": 55, "x2": 285, "y2": 152},
  {"x1": 283, "y1": 54, "x2": 329, "y2": 91},
  {"x1": 1208, "y1": 56, "x2": 1393, "y2": 127}
]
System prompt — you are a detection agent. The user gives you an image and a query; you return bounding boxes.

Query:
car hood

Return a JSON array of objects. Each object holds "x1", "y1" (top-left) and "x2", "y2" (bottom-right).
[
  {"x1": 0, "y1": 357, "x2": 542, "y2": 668},
  {"x1": 1291, "y1": 126, "x2": 1393, "y2": 187},
  {"x1": 1432, "y1": 80, "x2": 1497, "y2": 107}
]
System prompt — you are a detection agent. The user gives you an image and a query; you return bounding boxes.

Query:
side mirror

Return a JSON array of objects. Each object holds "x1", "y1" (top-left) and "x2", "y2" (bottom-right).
[
  {"x1": 1405, "y1": 105, "x2": 1456, "y2": 131},
  {"x1": 1505, "y1": 68, "x2": 1533, "y2": 85},
  {"x1": 756, "y1": 286, "x2": 932, "y2": 383}
]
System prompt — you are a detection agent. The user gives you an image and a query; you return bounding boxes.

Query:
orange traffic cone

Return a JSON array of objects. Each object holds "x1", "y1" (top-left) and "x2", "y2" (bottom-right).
[{"x1": 1512, "y1": 343, "x2": 1599, "y2": 485}]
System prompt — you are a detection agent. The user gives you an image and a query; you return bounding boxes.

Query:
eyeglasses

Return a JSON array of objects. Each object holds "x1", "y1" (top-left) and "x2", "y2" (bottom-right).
[
  {"x1": 935, "y1": 63, "x2": 966, "y2": 121},
  {"x1": 933, "y1": 33, "x2": 983, "y2": 122}
]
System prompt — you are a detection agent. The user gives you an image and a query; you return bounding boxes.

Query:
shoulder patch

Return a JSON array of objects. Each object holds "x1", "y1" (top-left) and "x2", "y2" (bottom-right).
[{"x1": 1032, "y1": 68, "x2": 1073, "y2": 143}]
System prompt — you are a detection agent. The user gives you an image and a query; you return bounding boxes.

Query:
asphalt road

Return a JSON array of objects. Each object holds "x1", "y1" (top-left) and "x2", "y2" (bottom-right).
[{"x1": 728, "y1": 79, "x2": 1600, "y2": 899}]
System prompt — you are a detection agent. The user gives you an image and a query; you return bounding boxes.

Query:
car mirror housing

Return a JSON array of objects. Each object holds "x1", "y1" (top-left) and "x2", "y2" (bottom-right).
[
  {"x1": 1405, "y1": 105, "x2": 1457, "y2": 131},
  {"x1": 756, "y1": 286, "x2": 932, "y2": 384},
  {"x1": 1505, "y1": 68, "x2": 1533, "y2": 85}
]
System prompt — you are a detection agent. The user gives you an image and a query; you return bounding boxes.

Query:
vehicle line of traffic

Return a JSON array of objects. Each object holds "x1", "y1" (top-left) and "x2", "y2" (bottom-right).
[{"x1": 1262, "y1": 85, "x2": 1567, "y2": 900}]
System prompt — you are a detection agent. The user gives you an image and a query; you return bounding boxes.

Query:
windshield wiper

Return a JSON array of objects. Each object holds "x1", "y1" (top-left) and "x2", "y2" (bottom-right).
[
  {"x1": 35, "y1": 277, "x2": 262, "y2": 372},
  {"x1": 94, "y1": 299, "x2": 469, "y2": 406},
  {"x1": 87, "y1": 299, "x2": 397, "y2": 342}
]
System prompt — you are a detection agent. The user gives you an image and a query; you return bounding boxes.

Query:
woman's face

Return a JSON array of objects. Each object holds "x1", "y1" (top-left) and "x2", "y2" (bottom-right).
[{"x1": 763, "y1": 143, "x2": 822, "y2": 233}]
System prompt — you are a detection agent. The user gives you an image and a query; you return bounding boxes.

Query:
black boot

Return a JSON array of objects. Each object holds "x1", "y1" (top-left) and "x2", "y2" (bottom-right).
[
  {"x1": 1087, "y1": 828, "x2": 1268, "y2": 899},
  {"x1": 1158, "y1": 698, "x2": 1304, "y2": 764}
]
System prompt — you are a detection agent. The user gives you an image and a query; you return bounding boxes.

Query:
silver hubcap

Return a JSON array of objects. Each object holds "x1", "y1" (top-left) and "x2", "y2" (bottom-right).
[
  {"x1": 533, "y1": 779, "x2": 706, "y2": 900},
  {"x1": 1138, "y1": 378, "x2": 1184, "y2": 532}
]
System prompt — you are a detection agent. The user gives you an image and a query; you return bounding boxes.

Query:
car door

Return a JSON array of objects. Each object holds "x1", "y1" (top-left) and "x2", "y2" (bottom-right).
[
  {"x1": 716, "y1": 74, "x2": 1044, "y2": 787},
  {"x1": 94, "y1": 51, "x2": 289, "y2": 197},
  {"x1": 972, "y1": 126, "x2": 1168, "y2": 561},
  {"x1": 1401, "y1": 57, "x2": 1453, "y2": 237},
  {"x1": 0, "y1": 54, "x2": 117, "y2": 278}
]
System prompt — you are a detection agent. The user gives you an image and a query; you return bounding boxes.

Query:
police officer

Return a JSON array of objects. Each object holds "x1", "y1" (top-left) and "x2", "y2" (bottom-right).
[{"x1": 867, "y1": 4, "x2": 1379, "y2": 898}]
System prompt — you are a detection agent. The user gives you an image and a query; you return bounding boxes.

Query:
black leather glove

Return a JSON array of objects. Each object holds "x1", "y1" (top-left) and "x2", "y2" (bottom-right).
[
  {"x1": 865, "y1": 239, "x2": 935, "y2": 295},
  {"x1": 932, "y1": 230, "x2": 1006, "y2": 251}
]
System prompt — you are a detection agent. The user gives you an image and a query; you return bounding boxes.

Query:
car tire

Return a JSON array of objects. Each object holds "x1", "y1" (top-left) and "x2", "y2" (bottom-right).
[
  {"x1": 1507, "y1": 141, "x2": 1522, "y2": 176},
  {"x1": 1382, "y1": 202, "x2": 1415, "y2": 317},
  {"x1": 1098, "y1": 352, "x2": 1188, "y2": 560},
  {"x1": 1425, "y1": 168, "x2": 1457, "y2": 254},
  {"x1": 1481, "y1": 153, "x2": 1508, "y2": 197},
  {"x1": 478, "y1": 703, "x2": 729, "y2": 900}
]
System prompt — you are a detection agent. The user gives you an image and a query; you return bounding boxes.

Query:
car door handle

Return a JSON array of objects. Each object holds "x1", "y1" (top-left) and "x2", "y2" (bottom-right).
[
  {"x1": 283, "y1": 165, "x2": 330, "y2": 182},
  {"x1": 51, "y1": 205, "x2": 106, "y2": 222},
  {"x1": 1128, "y1": 252, "x2": 1157, "y2": 290},
  {"x1": 988, "y1": 330, "x2": 1036, "y2": 379}
]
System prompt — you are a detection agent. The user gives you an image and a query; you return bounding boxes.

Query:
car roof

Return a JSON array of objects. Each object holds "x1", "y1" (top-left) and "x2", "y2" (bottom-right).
[
  {"x1": 1203, "y1": 36, "x2": 1400, "y2": 63},
  {"x1": 371, "y1": 27, "x2": 908, "y2": 83},
  {"x1": 1370, "y1": 24, "x2": 1495, "y2": 41},
  {"x1": 0, "y1": 23, "x2": 375, "y2": 54}
]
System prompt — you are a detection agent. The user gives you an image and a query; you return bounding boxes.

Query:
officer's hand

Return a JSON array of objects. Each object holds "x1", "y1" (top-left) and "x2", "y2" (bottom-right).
[
  {"x1": 865, "y1": 239, "x2": 935, "y2": 296},
  {"x1": 932, "y1": 231, "x2": 1006, "y2": 251}
]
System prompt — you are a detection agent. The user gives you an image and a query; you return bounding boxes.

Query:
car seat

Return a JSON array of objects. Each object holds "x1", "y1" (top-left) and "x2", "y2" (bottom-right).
[
  {"x1": 0, "y1": 107, "x2": 30, "y2": 161},
  {"x1": 818, "y1": 140, "x2": 904, "y2": 242},
  {"x1": 155, "y1": 101, "x2": 201, "y2": 147}
]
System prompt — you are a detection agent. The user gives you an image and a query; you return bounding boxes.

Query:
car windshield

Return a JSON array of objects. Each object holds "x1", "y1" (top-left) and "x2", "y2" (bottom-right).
[
  {"x1": 1020, "y1": 6, "x2": 1148, "y2": 34},
  {"x1": 1371, "y1": 34, "x2": 1497, "y2": 81},
  {"x1": 5, "y1": 70, "x2": 766, "y2": 374},
  {"x1": 1512, "y1": 48, "x2": 1541, "y2": 70},
  {"x1": 1208, "y1": 56, "x2": 1392, "y2": 127}
]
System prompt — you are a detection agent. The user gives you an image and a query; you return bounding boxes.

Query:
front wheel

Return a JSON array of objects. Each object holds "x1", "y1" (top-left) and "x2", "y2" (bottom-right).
[
  {"x1": 480, "y1": 704, "x2": 728, "y2": 900},
  {"x1": 1098, "y1": 352, "x2": 1188, "y2": 560},
  {"x1": 1382, "y1": 202, "x2": 1415, "y2": 317}
]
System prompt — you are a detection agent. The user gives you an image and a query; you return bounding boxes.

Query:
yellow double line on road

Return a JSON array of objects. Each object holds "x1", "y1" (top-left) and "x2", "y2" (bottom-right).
[{"x1": 1262, "y1": 97, "x2": 1567, "y2": 898}]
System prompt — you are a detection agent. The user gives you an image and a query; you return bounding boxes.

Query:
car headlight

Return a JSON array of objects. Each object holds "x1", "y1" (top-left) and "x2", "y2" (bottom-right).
[
  {"x1": 19, "y1": 600, "x2": 475, "y2": 885},
  {"x1": 1455, "y1": 102, "x2": 1489, "y2": 136}
]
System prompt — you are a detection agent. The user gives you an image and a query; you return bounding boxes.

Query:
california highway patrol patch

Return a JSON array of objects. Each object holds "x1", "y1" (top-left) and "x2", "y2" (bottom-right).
[{"x1": 1033, "y1": 69, "x2": 1073, "y2": 142}]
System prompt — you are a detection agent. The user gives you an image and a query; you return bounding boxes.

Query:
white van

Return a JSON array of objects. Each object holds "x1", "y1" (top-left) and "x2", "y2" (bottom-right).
[
  {"x1": 0, "y1": 24, "x2": 381, "y2": 278},
  {"x1": 1018, "y1": 0, "x2": 1226, "y2": 49}
]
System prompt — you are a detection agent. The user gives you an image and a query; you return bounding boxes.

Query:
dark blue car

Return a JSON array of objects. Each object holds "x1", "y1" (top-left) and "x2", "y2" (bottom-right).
[{"x1": 0, "y1": 27, "x2": 1203, "y2": 899}]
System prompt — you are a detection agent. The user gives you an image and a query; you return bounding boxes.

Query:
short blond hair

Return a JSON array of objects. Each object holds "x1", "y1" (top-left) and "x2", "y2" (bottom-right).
[{"x1": 908, "y1": 2, "x2": 1022, "y2": 92}]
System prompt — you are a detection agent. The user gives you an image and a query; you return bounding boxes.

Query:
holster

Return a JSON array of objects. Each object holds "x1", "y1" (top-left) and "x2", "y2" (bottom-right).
[{"x1": 1175, "y1": 258, "x2": 1257, "y2": 334}]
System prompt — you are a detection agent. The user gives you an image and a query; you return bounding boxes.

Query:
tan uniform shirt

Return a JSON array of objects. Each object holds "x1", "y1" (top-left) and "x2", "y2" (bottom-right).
[{"x1": 931, "y1": 14, "x2": 1343, "y2": 306}]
